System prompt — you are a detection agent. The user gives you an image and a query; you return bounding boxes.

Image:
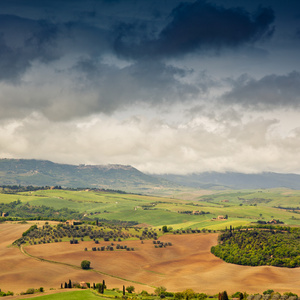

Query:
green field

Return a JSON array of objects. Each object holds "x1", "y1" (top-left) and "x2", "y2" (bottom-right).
[
  {"x1": 20, "y1": 290, "x2": 106, "y2": 300},
  {"x1": 1, "y1": 188, "x2": 300, "y2": 229}
]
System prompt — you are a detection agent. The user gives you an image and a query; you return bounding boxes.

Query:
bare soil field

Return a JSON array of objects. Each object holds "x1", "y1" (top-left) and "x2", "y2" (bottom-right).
[{"x1": 2, "y1": 222, "x2": 300, "y2": 296}]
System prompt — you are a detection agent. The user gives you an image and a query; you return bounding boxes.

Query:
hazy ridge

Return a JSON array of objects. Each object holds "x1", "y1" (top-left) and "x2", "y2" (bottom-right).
[{"x1": 1, "y1": 158, "x2": 300, "y2": 192}]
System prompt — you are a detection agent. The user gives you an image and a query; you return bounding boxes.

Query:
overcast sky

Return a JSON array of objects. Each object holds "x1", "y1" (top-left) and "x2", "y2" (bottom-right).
[{"x1": 0, "y1": 0, "x2": 300, "y2": 174}]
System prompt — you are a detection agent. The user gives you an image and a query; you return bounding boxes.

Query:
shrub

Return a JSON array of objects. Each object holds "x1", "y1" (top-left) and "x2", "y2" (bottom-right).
[
  {"x1": 6, "y1": 291, "x2": 14, "y2": 296},
  {"x1": 26, "y1": 288, "x2": 35, "y2": 294},
  {"x1": 140, "y1": 290, "x2": 149, "y2": 296},
  {"x1": 155, "y1": 286, "x2": 167, "y2": 296},
  {"x1": 126, "y1": 286, "x2": 135, "y2": 293}
]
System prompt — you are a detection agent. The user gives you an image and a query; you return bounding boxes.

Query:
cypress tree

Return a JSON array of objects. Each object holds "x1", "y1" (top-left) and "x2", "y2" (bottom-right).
[
  {"x1": 123, "y1": 285, "x2": 125, "y2": 296},
  {"x1": 102, "y1": 280, "x2": 105, "y2": 294},
  {"x1": 222, "y1": 291, "x2": 229, "y2": 300},
  {"x1": 68, "y1": 279, "x2": 72, "y2": 289}
]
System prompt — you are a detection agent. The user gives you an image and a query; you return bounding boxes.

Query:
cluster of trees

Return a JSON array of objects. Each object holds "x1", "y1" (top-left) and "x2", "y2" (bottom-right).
[
  {"x1": 61, "y1": 279, "x2": 73, "y2": 289},
  {"x1": 85, "y1": 244, "x2": 135, "y2": 252},
  {"x1": 178, "y1": 211, "x2": 210, "y2": 215},
  {"x1": 20, "y1": 287, "x2": 44, "y2": 295},
  {"x1": 14, "y1": 223, "x2": 160, "y2": 246},
  {"x1": 22, "y1": 224, "x2": 38, "y2": 237},
  {"x1": 3, "y1": 280, "x2": 299, "y2": 300},
  {"x1": 211, "y1": 226, "x2": 300, "y2": 267},
  {"x1": 153, "y1": 240, "x2": 172, "y2": 248},
  {"x1": 0, "y1": 185, "x2": 62, "y2": 193},
  {"x1": 0, "y1": 289, "x2": 14, "y2": 297},
  {"x1": 173, "y1": 228, "x2": 215, "y2": 234},
  {"x1": 152, "y1": 286, "x2": 208, "y2": 300},
  {"x1": 61, "y1": 279, "x2": 106, "y2": 294},
  {"x1": 0, "y1": 200, "x2": 83, "y2": 221}
]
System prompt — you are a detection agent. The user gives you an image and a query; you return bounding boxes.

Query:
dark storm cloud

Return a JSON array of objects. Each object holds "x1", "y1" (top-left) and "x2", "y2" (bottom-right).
[
  {"x1": 114, "y1": 0, "x2": 275, "y2": 59},
  {"x1": 0, "y1": 14, "x2": 59, "y2": 81},
  {"x1": 0, "y1": 13, "x2": 111, "y2": 81},
  {"x1": 74, "y1": 59, "x2": 199, "y2": 115},
  {"x1": 223, "y1": 71, "x2": 300, "y2": 109}
]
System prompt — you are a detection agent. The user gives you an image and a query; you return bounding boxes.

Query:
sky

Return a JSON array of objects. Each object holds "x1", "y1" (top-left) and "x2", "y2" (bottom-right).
[{"x1": 0, "y1": 0, "x2": 300, "y2": 175}]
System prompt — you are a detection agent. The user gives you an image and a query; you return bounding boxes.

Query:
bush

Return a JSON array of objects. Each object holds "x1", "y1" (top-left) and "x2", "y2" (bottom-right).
[
  {"x1": 140, "y1": 290, "x2": 149, "y2": 296},
  {"x1": 26, "y1": 288, "x2": 35, "y2": 294},
  {"x1": 155, "y1": 286, "x2": 167, "y2": 296},
  {"x1": 81, "y1": 260, "x2": 91, "y2": 269},
  {"x1": 126, "y1": 286, "x2": 135, "y2": 293}
]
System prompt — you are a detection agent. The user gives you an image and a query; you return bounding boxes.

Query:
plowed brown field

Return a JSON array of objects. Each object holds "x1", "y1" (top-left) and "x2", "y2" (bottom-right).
[{"x1": 1, "y1": 222, "x2": 300, "y2": 295}]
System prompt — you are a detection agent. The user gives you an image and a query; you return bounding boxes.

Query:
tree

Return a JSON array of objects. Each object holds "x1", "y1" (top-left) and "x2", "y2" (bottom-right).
[
  {"x1": 155, "y1": 286, "x2": 167, "y2": 297},
  {"x1": 222, "y1": 291, "x2": 229, "y2": 300},
  {"x1": 81, "y1": 260, "x2": 91, "y2": 270},
  {"x1": 162, "y1": 225, "x2": 168, "y2": 233},
  {"x1": 126, "y1": 286, "x2": 135, "y2": 293},
  {"x1": 182, "y1": 289, "x2": 195, "y2": 300},
  {"x1": 198, "y1": 293, "x2": 207, "y2": 300},
  {"x1": 123, "y1": 285, "x2": 125, "y2": 296},
  {"x1": 102, "y1": 280, "x2": 106, "y2": 294},
  {"x1": 263, "y1": 290, "x2": 274, "y2": 295}
]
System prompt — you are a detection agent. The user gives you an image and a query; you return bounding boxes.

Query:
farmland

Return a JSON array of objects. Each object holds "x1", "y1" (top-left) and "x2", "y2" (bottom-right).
[
  {"x1": 2, "y1": 221, "x2": 300, "y2": 299},
  {"x1": 1, "y1": 187, "x2": 300, "y2": 229},
  {"x1": 2, "y1": 187, "x2": 300, "y2": 298}
]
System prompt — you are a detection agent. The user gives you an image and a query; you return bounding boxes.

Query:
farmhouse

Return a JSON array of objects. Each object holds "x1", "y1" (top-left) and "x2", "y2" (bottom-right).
[
  {"x1": 80, "y1": 281, "x2": 88, "y2": 288},
  {"x1": 65, "y1": 219, "x2": 82, "y2": 226}
]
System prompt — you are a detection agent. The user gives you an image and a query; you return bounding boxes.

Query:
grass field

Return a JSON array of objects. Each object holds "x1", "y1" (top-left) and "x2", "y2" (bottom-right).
[
  {"x1": 1, "y1": 188, "x2": 300, "y2": 229},
  {"x1": 19, "y1": 290, "x2": 105, "y2": 300}
]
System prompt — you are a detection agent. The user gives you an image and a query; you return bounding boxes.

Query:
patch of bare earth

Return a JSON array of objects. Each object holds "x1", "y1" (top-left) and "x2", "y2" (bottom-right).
[{"x1": 2, "y1": 223, "x2": 300, "y2": 295}]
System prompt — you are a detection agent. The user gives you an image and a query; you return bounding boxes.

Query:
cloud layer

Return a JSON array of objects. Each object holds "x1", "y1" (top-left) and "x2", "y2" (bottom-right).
[
  {"x1": 115, "y1": 1, "x2": 274, "y2": 59},
  {"x1": 0, "y1": 0, "x2": 299, "y2": 174}
]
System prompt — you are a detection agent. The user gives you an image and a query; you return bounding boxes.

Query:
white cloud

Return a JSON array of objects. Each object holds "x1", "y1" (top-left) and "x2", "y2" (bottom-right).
[{"x1": 1, "y1": 107, "x2": 300, "y2": 175}]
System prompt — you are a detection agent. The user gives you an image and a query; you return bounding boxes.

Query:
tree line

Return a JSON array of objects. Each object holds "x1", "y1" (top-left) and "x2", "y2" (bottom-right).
[{"x1": 211, "y1": 226, "x2": 300, "y2": 267}]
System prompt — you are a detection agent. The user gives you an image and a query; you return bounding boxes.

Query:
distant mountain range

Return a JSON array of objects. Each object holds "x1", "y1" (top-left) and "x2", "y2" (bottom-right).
[
  {"x1": 156, "y1": 172, "x2": 300, "y2": 190},
  {"x1": 1, "y1": 158, "x2": 300, "y2": 192},
  {"x1": 0, "y1": 158, "x2": 175, "y2": 193}
]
